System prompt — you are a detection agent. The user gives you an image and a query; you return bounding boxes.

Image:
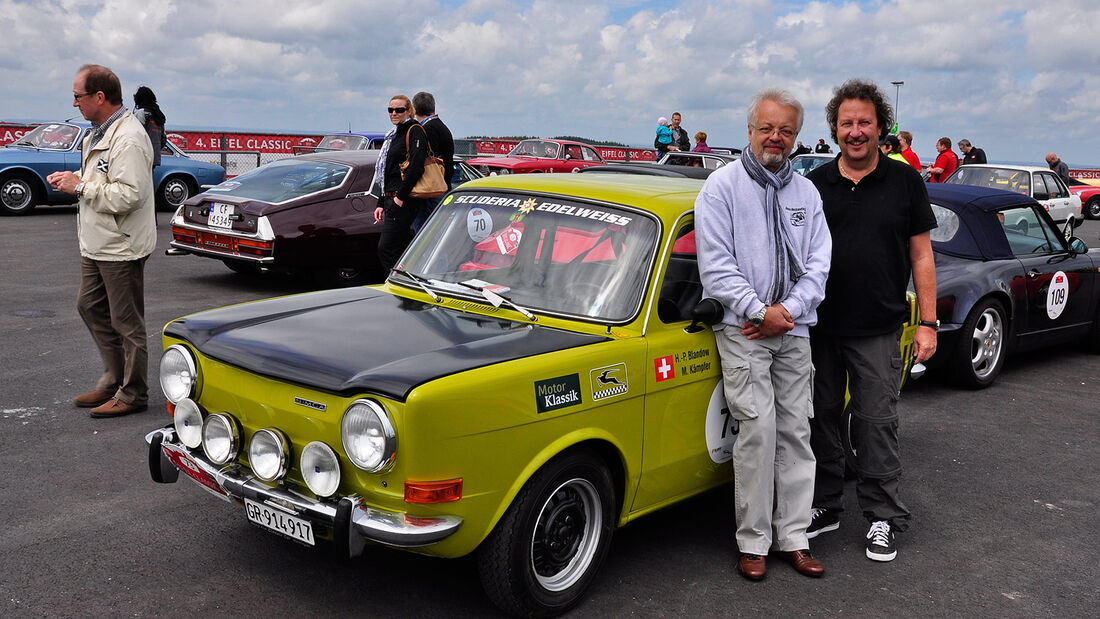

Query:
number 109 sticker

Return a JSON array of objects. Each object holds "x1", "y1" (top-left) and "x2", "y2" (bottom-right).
[{"x1": 1046, "y1": 270, "x2": 1069, "y2": 319}]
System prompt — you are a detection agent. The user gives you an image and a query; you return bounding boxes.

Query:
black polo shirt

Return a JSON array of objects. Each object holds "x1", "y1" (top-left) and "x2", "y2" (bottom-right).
[{"x1": 807, "y1": 154, "x2": 936, "y2": 336}]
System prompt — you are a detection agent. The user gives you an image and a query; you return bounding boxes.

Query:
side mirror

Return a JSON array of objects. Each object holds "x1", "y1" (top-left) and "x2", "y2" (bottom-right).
[
  {"x1": 687, "y1": 298, "x2": 725, "y2": 333},
  {"x1": 1068, "y1": 236, "x2": 1088, "y2": 254}
]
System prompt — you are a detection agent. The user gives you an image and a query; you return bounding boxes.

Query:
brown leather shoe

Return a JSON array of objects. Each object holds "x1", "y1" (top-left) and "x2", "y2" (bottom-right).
[
  {"x1": 89, "y1": 398, "x2": 148, "y2": 418},
  {"x1": 738, "y1": 553, "x2": 767, "y2": 581},
  {"x1": 782, "y1": 550, "x2": 824, "y2": 577},
  {"x1": 74, "y1": 389, "x2": 114, "y2": 408}
]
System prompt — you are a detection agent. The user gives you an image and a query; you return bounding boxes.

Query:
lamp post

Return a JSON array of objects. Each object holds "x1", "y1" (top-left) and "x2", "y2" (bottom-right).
[{"x1": 890, "y1": 81, "x2": 904, "y2": 134}]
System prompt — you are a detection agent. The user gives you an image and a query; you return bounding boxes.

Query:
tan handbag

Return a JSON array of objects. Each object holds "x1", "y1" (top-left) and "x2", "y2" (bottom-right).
[{"x1": 400, "y1": 125, "x2": 448, "y2": 199}]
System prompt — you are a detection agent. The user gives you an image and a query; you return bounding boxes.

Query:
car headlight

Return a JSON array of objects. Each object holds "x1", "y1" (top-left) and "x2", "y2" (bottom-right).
[
  {"x1": 301, "y1": 441, "x2": 341, "y2": 497},
  {"x1": 249, "y1": 428, "x2": 289, "y2": 482},
  {"x1": 173, "y1": 398, "x2": 204, "y2": 449},
  {"x1": 341, "y1": 399, "x2": 396, "y2": 472},
  {"x1": 489, "y1": 168, "x2": 511, "y2": 176},
  {"x1": 202, "y1": 413, "x2": 240, "y2": 465},
  {"x1": 160, "y1": 344, "x2": 198, "y2": 404}
]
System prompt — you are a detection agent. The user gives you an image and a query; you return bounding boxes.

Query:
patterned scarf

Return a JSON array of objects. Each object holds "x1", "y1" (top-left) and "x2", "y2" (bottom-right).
[
  {"x1": 739, "y1": 145, "x2": 805, "y2": 304},
  {"x1": 371, "y1": 125, "x2": 398, "y2": 195}
]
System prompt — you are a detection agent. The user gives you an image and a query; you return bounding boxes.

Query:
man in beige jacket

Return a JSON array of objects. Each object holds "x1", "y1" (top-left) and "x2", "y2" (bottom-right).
[{"x1": 48, "y1": 64, "x2": 155, "y2": 418}]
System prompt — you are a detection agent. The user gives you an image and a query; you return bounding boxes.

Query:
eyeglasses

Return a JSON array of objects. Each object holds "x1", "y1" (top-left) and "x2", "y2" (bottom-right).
[
  {"x1": 73, "y1": 92, "x2": 94, "y2": 101},
  {"x1": 754, "y1": 126, "x2": 796, "y2": 139},
  {"x1": 387, "y1": 107, "x2": 407, "y2": 114}
]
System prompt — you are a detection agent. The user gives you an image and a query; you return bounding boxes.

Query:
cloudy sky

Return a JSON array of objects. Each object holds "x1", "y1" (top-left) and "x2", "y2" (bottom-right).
[{"x1": 3, "y1": 0, "x2": 1098, "y2": 165}]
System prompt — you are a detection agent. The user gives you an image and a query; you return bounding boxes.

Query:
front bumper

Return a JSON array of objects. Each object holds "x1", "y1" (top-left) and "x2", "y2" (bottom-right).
[{"x1": 146, "y1": 426, "x2": 462, "y2": 553}]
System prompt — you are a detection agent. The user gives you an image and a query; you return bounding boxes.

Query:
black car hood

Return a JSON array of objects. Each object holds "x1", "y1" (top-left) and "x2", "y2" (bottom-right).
[{"x1": 165, "y1": 287, "x2": 607, "y2": 400}]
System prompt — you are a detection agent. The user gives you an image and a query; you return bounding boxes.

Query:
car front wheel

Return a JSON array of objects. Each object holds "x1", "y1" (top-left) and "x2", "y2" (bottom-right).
[
  {"x1": 950, "y1": 298, "x2": 1007, "y2": 389},
  {"x1": 157, "y1": 175, "x2": 195, "y2": 211},
  {"x1": 477, "y1": 449, "x2": 616, "y2": 617},
  {"x1": 0, "y1": 173, "x2": 40, "y2": 215}
]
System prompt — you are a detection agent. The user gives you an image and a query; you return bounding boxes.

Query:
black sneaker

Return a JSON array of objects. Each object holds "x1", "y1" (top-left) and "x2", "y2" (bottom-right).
[
  {"x1": 806, "y1": 507, "x2": 840, "y2": 539},
  {"x1": 865, "y1": 520, "x2": 897, "y2": 561}
]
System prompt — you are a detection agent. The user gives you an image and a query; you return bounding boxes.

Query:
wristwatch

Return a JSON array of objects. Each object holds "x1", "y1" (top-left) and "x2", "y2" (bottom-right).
[
  {"x1": 918, "y1": 319, "x2": 940, "y2": 331},
  {"x1": 749, "y1": 307, "x2": 767, "y2": 327},
  {"x1": 75, "y1": 181, "x2": 86, "y2": 198}
]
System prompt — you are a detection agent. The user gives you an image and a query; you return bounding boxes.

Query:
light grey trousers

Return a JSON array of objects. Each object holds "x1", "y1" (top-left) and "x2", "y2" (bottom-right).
[{"x1": 715, "y1": 327, "x2": 815, "y2": 555}]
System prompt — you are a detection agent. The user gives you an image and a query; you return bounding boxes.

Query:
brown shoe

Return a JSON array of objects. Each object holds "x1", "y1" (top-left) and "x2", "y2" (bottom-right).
[
  {"x1": 738, "y1": 553, "x2": 767, "y2": 581},
  {"x1": 74, "y1": 389, "x2": 114, "y2": 408},
  {"x1": 89, "y1": 398, "x2": 148, "y2": 418},
  {"x1": 782, "y1": 550, "x2": 824, "y2": 577}
]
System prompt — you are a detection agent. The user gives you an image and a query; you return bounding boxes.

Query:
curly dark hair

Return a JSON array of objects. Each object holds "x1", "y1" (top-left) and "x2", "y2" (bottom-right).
[{"x1": 824, "y1": 78, "x2": 893, "y2": 144}]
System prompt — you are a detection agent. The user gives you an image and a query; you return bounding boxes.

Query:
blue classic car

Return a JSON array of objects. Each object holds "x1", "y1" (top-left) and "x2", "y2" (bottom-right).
[
  {"x1": 0, "y1": 120, "x2": 226, "y2": 215},
  {"x1": 923, "y1": 183, "x2": 1100, "y2": 387}
]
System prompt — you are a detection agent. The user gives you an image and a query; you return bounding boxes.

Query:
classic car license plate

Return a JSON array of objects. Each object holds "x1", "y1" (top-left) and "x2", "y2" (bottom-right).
[
  {"x1": 208, "y1": 203, "x2": 235, "y2": 229},
  {"x1": 244, "y1": 498, "x2": 315, "y2": 546}
]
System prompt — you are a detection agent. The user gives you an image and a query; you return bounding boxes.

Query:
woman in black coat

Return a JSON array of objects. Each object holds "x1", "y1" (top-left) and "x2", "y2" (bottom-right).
[{"x1": 374, "y1": 94, "x2": 427, "y2": 273}]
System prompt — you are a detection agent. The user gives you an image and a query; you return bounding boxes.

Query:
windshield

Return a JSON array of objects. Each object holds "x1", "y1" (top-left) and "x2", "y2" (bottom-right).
[
  {"x1": 397, "y1": 190, "x2": 661, "y2": 322},
  {"x1": 509, "y1": 140, "x2": 560, "y2": 158},
  {"x1": 318, "y1": 134, "x2": 372, "y2": 151},
  {"x1": 792, "y1": 155, "x2": 830, "y2": 176},
  {"x1": 204, "y1": 158, "x2": 352, "y2": 203},
  {"x1": 13, "y1": 123, "x2": 81, "y2": 150}
]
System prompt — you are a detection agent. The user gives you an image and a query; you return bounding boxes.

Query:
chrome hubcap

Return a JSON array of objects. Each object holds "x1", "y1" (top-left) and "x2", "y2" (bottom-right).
[{"x1": 970, "y1": 308, "x2": 1003, "y2": 379}]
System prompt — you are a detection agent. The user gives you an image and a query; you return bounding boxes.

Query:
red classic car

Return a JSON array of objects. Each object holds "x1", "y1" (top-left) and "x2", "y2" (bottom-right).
[
  {"x1": 1066, "y1": 177, "x2": 1100, "y2": 219},
  {"x1": 466, "y1": 139, "x2": 606, "y2": 175}
]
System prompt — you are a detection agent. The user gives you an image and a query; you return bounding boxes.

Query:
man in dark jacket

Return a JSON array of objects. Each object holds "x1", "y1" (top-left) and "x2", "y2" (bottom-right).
[
  {"x1": 412, "y1": 91, "x2": 454, "y2": 232},
  {"x1": 669, "y1": 112, "x2": 691, "y2": 152},
  {"x1": 958, "y1": 139, "x2": 986, "y2": 165}
]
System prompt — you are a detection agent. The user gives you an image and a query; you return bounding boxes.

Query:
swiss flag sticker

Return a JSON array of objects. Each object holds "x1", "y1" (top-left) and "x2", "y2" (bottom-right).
[{"x1": 654, "y1": 355, "x2": 676, "y2": 382}]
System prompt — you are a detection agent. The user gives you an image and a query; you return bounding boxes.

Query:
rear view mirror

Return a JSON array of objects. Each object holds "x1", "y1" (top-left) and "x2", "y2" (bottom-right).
[{"x1": 687, "y1": 298, "x2": 725, "y2": 333}]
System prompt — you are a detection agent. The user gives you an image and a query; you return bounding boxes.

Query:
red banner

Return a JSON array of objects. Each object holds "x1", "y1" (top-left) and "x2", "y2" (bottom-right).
[
  {"x1": 0, "y1": 123, "x2": 34, "y2": 146},
  {"x1": 1070, "y1": 169, "x2": 1100, "y2": 180},
  {"x1": 167, "y1": 131, "x2": 320, "y2": 153}
]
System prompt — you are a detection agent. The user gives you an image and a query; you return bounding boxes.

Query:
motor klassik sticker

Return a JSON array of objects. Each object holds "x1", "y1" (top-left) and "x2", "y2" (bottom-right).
[{"x1": 534, "y1": 373, "x2": 582, "y2": 413}]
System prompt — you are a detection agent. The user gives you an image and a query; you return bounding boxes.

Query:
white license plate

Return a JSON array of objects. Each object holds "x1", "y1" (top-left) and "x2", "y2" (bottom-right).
[
  {"x1": 244, "y1": 498, "x2": 315, "y2": 546},
  {"x1": 208, "y1": 203, "x2": 235, "y2": 229}
]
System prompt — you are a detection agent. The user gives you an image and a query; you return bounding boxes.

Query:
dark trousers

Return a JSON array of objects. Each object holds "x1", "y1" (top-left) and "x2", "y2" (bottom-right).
[
  {"x1": 77, "y1": 256, "x2": 149, "y2": 406},
  {"x1": 411, "y1": 196, "x2": 441, "y2": 234},
  {"x1": 810, "y1": 328, "x2": 910, "y2": 530},
  {"x1": 377, "y1": 196, "x2": 422, "y2": 273}
]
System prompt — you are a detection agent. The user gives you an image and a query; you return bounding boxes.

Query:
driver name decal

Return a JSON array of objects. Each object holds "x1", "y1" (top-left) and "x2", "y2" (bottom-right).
[
  {"x1": 1046, "y1": 270, "x2": 1069, "y2": 319},
  {"x1": 535, "y1": 374, "x2": 582, "y2": 413},
  {"x1": 453, "y1": 193, "x2": 633, "y2": 226}
]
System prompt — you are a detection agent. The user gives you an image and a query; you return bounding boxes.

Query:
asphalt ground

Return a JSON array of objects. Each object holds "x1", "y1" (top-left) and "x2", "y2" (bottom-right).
[{"x1": 1, "y1": 206, "x2": 1098, "y2": 617}]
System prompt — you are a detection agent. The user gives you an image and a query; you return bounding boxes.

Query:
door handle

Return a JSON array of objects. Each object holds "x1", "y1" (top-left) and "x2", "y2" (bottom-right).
[{"x1": 1027, "y1": 269, "x2": 1042, "y2": 279}]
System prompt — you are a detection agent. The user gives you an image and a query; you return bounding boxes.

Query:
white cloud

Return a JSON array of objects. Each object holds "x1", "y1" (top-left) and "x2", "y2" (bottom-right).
[{"x1": 1, "y1": 0, "x2": 1098, "y2": 164}]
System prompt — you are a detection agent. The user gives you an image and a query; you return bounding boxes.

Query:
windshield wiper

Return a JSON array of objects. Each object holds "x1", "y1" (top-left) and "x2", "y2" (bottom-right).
[
  {"x1": 391, "y1": 268, "x2": 441, "y2": 301},
  {"x1": 10, "y1": 139, "x2": 36, "y2": 148},
  {"x1": 458, "y1": 281, "x2": 536, "y2": 321}
]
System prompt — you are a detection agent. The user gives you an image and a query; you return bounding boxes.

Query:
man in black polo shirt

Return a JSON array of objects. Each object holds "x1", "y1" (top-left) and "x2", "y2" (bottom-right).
[
  {"x1": 804, "y1": 79, "x2": 938, "y2": 563},
  {"x1": 958, "y1": 139, "x2": 987, "y2": 165}
]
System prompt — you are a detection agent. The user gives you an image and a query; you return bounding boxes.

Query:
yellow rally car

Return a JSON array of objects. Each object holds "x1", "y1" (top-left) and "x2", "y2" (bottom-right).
[{"x1": 147, "y1": 173, "x2": 917, "y2": 616}]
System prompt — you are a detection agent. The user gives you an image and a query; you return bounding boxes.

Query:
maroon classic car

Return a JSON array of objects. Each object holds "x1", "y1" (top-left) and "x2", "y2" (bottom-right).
[{"x1": 466, "y1": 139, "x2": 606, "y2": 175}]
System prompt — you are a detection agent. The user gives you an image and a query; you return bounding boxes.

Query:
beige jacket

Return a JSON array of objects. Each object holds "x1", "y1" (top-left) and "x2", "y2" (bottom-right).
[{"x1": 77, "y1": 109, "x2": 156, "y2": 261}]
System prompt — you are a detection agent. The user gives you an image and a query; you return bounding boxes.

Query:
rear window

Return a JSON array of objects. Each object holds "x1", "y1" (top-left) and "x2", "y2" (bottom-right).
[{"x1": 204, "y1": 158, "x2": 352, "y2": 203}]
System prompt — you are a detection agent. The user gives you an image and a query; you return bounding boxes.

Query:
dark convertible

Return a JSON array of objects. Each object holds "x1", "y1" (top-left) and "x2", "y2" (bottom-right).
[{"x1": 924, "y1": 184, "x2": 1100, "y2": 388}]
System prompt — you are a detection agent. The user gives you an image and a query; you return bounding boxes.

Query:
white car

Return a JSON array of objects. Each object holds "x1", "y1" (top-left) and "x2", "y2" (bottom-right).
[{"x1": 944, "y1": 164, "x2": 1083, "y2": 223}]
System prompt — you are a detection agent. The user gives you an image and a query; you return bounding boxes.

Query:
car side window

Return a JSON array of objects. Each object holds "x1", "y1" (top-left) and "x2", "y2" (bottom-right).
[
  {"x1": 657, "y1": 223, "x2": 702, "y2": 323},
  {"x1": 998, "y1": 206, "x2": 1059, "y2": 256},
  {"x1": 1037, "y1": 172, "x2": 1067, "y2": 199},
  {"x1": 582, "y1": 147, "x2": 600, "y2": 162}
]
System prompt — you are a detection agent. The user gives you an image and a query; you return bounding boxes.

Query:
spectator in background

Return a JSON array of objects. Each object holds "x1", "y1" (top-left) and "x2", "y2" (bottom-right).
[
  {"x1": 1046, "y1": 152, "x2": 1071, "y2": 182},
  {"x1": 670, "y1": 112, "x2": 691, "y2": 152},
  {"x1": 958, "y1": 139, "x2": 986, "y2": 165},
  {"x1": 927, "y1": 137, "x2": 958, "y2": 183},
  {"x1": 790, "y1": 140, "x2": 812, "y2": 158},
  {"x1": 655, "y1": 116, "x2": 673, "y2": 157},
  {"x1": 132, "y1": 86, "x2": 166, "y2": 168},
  {"x1": 692, "y1": 131, "x2": 713, "y2": 152},
  {"x1": 374, "y1": 95, "x2": 427, "y2": 273},
  {"x1": 880, "y1": 134, "x2": 907, "y2": 163},
  {"x1": 411, "y1": 91, "x2": 454, "y2": 233},
  {"x1": 897, "y1": 131, "x2": 921, "y2": 171},
  {"x1": 815, "y1": 138, "x2": 832, "y2": 153}
]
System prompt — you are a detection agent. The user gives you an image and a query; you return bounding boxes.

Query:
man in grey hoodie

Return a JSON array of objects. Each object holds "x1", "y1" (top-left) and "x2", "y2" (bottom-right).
[{"x1": 695, "y1": 88, "x2": 832, "y2": 581}]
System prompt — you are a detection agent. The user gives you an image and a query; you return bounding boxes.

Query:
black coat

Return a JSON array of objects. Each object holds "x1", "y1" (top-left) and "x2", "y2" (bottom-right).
[
  {"x1": 384, "y1": 118, "x2": 428, "y2": 201},
  {"x1": 421, "y1": 116, "x2": 455, "y2": 190}
]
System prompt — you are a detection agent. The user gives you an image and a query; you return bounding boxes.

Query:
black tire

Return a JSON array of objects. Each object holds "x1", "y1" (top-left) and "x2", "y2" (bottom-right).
[
  {"x1": 0, "y1": 172, "x2": 40, "y2": 215},
  {"x1": 1085, "y1": 198, "x2": 1100, "y2": 220},
  {"x1": 949, "y1": 298, "x2": 1007, "y2": 389},
  {"x1": 222, "y1": 259, "x2": 261, "y2": 276},
  {"x1": 157, "y1": 175, "x2": 196, "y2": 211},
  {"x1": 477, "y1": 449, "x2": 616, "y2": 618}
]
